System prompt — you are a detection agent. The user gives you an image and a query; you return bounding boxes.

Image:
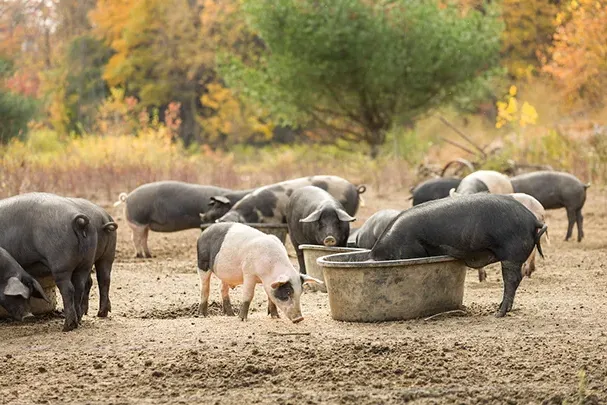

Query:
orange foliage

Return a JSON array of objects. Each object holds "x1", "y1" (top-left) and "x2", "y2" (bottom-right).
[{"x1": 543, "y1": 0, "x2": 607, "y2": 109}]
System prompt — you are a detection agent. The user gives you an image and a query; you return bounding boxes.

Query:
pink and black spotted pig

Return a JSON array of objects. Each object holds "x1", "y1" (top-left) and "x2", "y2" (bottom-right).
[{"x1": 196, "y1": 223, "x2": 322, "y2": 322}]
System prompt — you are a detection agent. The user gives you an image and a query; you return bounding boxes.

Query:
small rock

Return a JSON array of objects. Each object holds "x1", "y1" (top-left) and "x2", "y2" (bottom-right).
[
  {"x1": 38, "y1": 367, "x2": 47, "y2": 373},
  {"x1": 144, "y1": 360, "x2": 153, "y2": 367},
  {"x1": 152, "y1": 370, "x2": 164, "y2": 378}
]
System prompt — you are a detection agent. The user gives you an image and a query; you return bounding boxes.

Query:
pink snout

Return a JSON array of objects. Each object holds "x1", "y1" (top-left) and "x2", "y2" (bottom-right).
[{"x1": 323, "y1": 236, "x2": 337, "y2": 247}]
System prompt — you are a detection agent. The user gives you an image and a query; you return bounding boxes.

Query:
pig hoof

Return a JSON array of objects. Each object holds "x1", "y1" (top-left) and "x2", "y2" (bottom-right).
[
  {"x1": 494, "y1": 310, "x2": 506, "y2": 318},
  {"x1": 135, "y1": 253, "x2": 144, "y2": 258},
  {"x1": 97, "y1": 309, "x2": 109, "y2": 318},
  {"x1": 145, "y1": 253, "x2": 153, "y2": 259},
  {"x1": 62, "y1": 320, "x2": 79, "y2": 332},
  {"x1": 198, "y1": 303, "x2": 208, "y2": 317}
]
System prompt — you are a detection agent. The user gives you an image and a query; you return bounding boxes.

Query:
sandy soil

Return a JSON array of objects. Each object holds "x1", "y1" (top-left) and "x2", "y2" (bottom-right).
[{"x1": 1, "y1": 187, "x2": 607, "y2": 405}]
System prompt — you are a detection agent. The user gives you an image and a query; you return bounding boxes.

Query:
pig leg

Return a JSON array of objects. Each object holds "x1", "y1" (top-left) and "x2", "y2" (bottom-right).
[
  {"x1": 54, "y1": 274, "x2": 79, "y2": 331},
  {"x1": 496, "y1": 261, "x2": 523, "y2": 317},
  {"x1": 142, "y1": 227, "x2": 152, "y2": 258},
  {"x1": 296, "y1": 249, "x2": 306, "y2": 274},
  {"x1": 95, "y1": 258, "x2": 113, "y2": 317},
  {"x1": 239, "y1": 276, "x2": 257, "y2": 321},
  {"x1": 72, "y1": 263, "x2": 93, "y2": 323},
  {"x1": 83, "y1": 273, "x2": 93, "y2": 315},
  {"x1": 565, "y1": 208, "x2": 576, "y2": 241},
  {"x1": 267, "y1": 298, "x2": 279, "y2": 319},
  {"x1": 221, "y1": 281, "x2": 235, "y2": 316},
  {"x1": 197, "y1": 269, "x2": 212, "y2": 316},
  {"x1": 575, "y1": 208, "x2": 584, "y2": 242},
  {"x1": 128, "y1": 222, "x2": 146, "y2": 258}
]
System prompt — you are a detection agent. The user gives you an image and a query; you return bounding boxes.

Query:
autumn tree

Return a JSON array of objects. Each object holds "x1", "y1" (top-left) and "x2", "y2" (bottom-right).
[
  {"x1": 0, "y1": 57, "x2": 39, "y2": 142},
  {"x1": 222, "y1": 0, "x2": 503, "y2": 157},
  {"x1": 543, "y1": 0, "x2": 607, "y2": 109}
]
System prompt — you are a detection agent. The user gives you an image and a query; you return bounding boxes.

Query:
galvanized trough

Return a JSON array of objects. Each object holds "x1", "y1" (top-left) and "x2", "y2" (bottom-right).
[
  {"x1": 317, "y1": 250, "x2": 466, "y2": 322},
  {"x1": 299, "y1": 244, "x2": 366, "y2": 292}
]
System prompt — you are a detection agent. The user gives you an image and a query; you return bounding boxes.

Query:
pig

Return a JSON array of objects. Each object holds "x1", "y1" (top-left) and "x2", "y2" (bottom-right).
[
  {"x1": 371, "y1": 194, "x2": 547, "y2": 317},
  {"x1": 68, "y1": 198, "x2": 117, "y2": 318},
  {"x1": 196, "y1": 223, "x2": 322, "y2": 322},
  {"x1": 354, "y1": 209, "x2": 402, "y2": 249},
  {"x1": 0, "y1": 247, "x2": 50, "y2": 321},
  {"x1": 0, "y1": 193, "x2": 97, "y2": 331},
  {"x1": 409, "y1": 178, "x2": 462, "y2": 206},
  {"x1": 510, "y1": 171, "x2": 589, "y2": 242},
  {"x1": 114, "y1": 181, "x2": 253, "y2": 258},
  {"x1": 286, "y1": 186, "x2": 356, "y2": 274},
  {"x1": 450, "y1": 191, "x2": 548, "y2": 281},
  {"x1": 216, "y1": 176, "x2": 365, "y2": 224},
  {"x1": 453, "y1": 170, "x2": 513, "y2": 195}
]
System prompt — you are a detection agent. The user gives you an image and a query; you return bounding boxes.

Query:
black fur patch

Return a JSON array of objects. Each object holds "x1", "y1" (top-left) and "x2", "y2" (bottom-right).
[
  {"x1": 274, "y1": 282, "x2": 294, "y2": 301},
  {"x1": 256, "y1": 189, "x2": 278, "y2": 218},
  {"x1": 197, "y1": 223, "x2": 232, "y2": 271},
  {"x1": 312, "y1": 181, "x2": 329, "y2": 191}
]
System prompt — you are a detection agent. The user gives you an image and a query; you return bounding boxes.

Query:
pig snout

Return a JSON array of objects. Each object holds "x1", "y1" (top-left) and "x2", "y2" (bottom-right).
[
  {"x1": 323, "y1": 236, "x2": 337, "y2": 246},
  {"x1": 22, "y1": 312, "x2": 35, "y2": 321}
]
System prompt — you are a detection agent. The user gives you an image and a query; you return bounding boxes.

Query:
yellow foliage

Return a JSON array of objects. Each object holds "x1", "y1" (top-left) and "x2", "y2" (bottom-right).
[{"x1": 496, "y1": 87, "x2": 538, "y2": 129}]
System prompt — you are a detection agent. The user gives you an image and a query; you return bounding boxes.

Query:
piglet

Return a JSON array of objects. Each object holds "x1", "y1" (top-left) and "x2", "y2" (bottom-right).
[
  {"x1": 196, "y1": 223, "x2": 322, "y2": 322},
  {"x1": 0, "y1": 247, "x2": 50, "y2": 321}
]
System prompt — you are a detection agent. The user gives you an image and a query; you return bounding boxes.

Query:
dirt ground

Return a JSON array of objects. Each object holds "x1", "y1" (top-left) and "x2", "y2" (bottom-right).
[{"x1": 1, "y1": 187, "x2": 607, "y2": 405}]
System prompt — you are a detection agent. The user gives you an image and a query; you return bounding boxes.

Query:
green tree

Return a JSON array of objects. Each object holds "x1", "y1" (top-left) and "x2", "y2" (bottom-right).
[
  {"x1": 0, "y1": 57, "x2": 38, "y2": 143},
  {"x1": 221, "y1": 0, "x2": 503, "y2": 157}
]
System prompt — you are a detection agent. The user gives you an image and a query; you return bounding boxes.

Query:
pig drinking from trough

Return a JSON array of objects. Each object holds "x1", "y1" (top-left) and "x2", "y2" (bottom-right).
[
  {"x1": 114, "y1": 181, "x2": 253, "y2": 258},
  {"x1": 0, "y1": 193, "x2": 97, "y2": 331},
  {"x1": 286, "y1": 186, "x2": 356, "y2": 274},
  {"x1": 452, "y1": 170, "x2": 513, "y2": 195},
  {"x1": 216, "y1": 176, "x2": 365, "y2": 224},
  {"x1": 510, "y1": 171, "x2": 589, "y2": 242},
  {"x1": 196, "y1": 223, "x2": 322, "y2": 322},
  {"x1": 69, "y1": 198, "x2": 118, "y2": 318},
  {"x1": 354, "y1": 209, "x2": 401, "y2": 249},
  {"x1": 0, "y1": 247, "x2": 50, "y2": 321},
  {"x1": 370, "y1": 194, "x2": 547, "y2": 317},
  {"x1": 409, "y1": 178, "x2": 462, "y2": 206}
]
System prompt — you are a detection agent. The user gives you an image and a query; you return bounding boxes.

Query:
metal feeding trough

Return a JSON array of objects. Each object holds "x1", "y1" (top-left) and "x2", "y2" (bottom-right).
[
  {"x1": 317, "y1": 251, "x2": 466, "y2": 322},
  {"x1": 200, "y1": 223, "x2": 289, "y2": 243},
  {"x1": 299, "y1": 244, "x2": 366, "y2": 293},
  {"x1": 0, "y1": 275, "x2": 58, "y2": 319}
]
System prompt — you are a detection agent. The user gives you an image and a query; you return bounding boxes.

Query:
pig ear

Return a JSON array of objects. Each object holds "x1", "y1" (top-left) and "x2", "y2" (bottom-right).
[
  {"x1": 270, "y1": 275, "x2": 290, "y2": 289},
  {"x1": 336, "y1": 209, "x2": 356, "y2": 222},
  {"x1": 210, "y1": 196, "x2": 231, "y2": 205},
  {"x1": 299, "y1": 210, "x2": 322, "y2": 223},
  {"x1": 3, "y1": 277, "x2": 30, "y2": 299},
  {"x1": 28, "y1": 278, "x2": 51, "y2": 303},
  {"x1": 300, "y1": 274, "x2": 323, "y2": 285}
]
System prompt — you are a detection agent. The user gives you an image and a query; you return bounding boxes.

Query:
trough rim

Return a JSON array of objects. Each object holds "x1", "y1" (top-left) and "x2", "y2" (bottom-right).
[
  {"x1": 200, "y1": 222, "x2": 289, "y2": 230},
  {"x1": 317, "y1": 251, "x2": 461, "y2": 268},
  {"x1": 298, "y1": 244, "x2": 366, "y2": 253}
]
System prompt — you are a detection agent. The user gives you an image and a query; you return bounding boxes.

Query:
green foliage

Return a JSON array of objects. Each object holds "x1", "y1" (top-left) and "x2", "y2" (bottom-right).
[
  {"x1": 221, "y1": 0, "x2": 503, "y2": 156},
  {"x1": 0, "y1": 57, "x2": 39, "y2": 143},
  {"x1": 60, "y1": 35, "x2": 113, "y2": 134}
]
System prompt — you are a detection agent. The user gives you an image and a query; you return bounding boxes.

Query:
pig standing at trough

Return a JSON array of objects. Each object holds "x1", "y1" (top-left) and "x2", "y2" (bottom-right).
[
  {"x1": 355, "y1": 209, "x2": 401, "y2": 249},
  {"x1": 452, "y1": 170, "x2": 513, "y2": 195},
  {"x1": 216, "y1": 176, "x2": 364, "y2": 224},
  {"x1": 510, "y1": 171, "x2": 589, "y2": 242},
  {"x1": 114, "y1": 181, "x2": 253, "y2": 258},
  {"x1": 409, "y1": 178, "x2": 462, "y2": 206},
  {"x1": 370, "y1": 194, "x2": 547, "y2": 317},
  {"x1": 69, "y1": 198, "x2": 118, "y2": 318},
  {"x1": 450, "y1": 192, "x2": 548, "y2": 281},
  {"x1": 0, "y1": 247, "x2": 50, "y2": 321},
  {"x1": 0, "y1": 193, "x2": 97, "y2": 331},
  {"x1": 286, "y1": 186, "x2": 356, "y2": 274},
  {"x1": 197, "y1": 223, "x2": 322, "y2": 322}
]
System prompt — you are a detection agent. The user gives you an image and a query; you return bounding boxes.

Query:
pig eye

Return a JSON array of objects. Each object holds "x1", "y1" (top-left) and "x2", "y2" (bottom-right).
[{"x1": 274, "y1": 282, "x2": 294, "y2": 301}]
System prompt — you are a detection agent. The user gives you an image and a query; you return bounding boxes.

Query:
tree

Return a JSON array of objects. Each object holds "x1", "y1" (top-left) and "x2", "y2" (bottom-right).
[
  {"x1": 221, "y1": 0, "x2": 503, "y2": 157},
  {"x1": 0, "y1": 57, "x2": 38, "y2": 143},
  {"x1": 543, "y1": 0, "x2": 607, "y2": 109}
]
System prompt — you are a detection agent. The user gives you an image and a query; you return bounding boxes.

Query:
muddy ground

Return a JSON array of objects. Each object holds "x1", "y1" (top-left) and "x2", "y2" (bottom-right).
[{"x1": 1, "y1": 187, "x2": 607, "y2": 405}]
